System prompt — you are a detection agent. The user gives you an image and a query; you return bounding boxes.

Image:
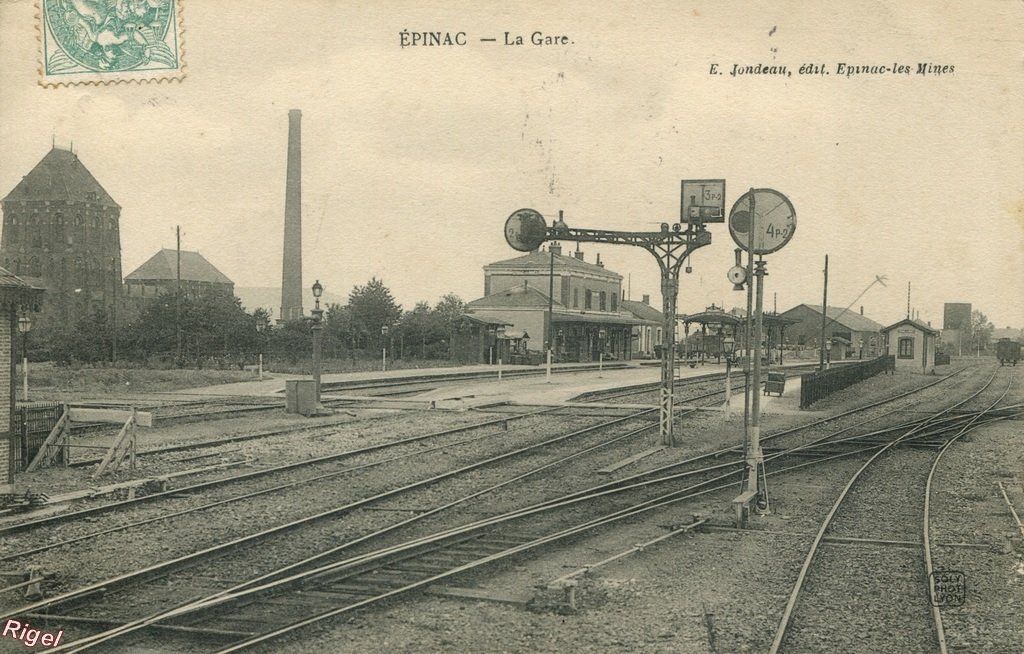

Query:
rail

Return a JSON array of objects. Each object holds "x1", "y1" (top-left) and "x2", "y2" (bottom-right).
[{"x1": 799, "y1": 355, "x2": 894, "y2": 408}]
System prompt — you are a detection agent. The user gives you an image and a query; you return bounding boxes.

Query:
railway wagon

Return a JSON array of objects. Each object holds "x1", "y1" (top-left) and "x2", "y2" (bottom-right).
[{"x1": 996, "y1": 338, "x2": 1021, "y2": 366}]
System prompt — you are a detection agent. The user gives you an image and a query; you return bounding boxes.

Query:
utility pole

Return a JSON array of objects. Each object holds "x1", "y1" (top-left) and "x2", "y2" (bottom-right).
[
  {"x1": 819, "y1": 254, "x2": 829, "y2": 371},
  {"x1": 111, "y1": 255, "x2": 118, "y2": 364},
  {"x1": 547, "y1": 230, "x2": 556, "y2": 382},
  {"x1": 176, "y1": 225, "x2": 182, "y2": 364}
]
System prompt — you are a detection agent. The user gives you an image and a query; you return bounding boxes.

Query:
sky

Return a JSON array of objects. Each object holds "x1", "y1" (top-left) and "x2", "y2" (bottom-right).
[{"x1": 1, "y1": 1, "x2": 1021, "y2": 328}]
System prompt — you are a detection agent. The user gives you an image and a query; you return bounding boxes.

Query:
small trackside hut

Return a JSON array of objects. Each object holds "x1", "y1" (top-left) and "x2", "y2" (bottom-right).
[
  {"x1": 0, "y1": 266, "x2": 43, "y2": 496},
  {"x1": 881, "y1": 318, "x2": 940, "y2": 374}
]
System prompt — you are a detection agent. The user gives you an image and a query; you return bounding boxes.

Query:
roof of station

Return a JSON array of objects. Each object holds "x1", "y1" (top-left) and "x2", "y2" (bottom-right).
[
  {"x1": 621, "y1": 299, "x2": 663, "y2": 323},
  {"x1": 485, "y1": 248, "x2": 622, "y2": 280},
  {"x1": 466, "y1": 284, "x2": 563, "y2": 309}
]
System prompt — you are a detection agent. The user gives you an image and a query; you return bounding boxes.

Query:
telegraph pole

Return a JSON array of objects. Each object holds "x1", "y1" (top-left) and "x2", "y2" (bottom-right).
[{"x1": 819, "y1": 254, "x2": 829, "y2": 371}]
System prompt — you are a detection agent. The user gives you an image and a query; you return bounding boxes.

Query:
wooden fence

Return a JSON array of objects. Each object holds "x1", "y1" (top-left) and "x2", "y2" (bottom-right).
[{"x1": 799, "y1": 355, "x2": 895, "y2": 409}]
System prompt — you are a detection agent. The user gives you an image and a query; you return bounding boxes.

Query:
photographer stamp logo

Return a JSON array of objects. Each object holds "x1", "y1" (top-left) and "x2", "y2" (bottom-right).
[
  {"x1": 929, "y1": 570, "x2": 966, "y2": 607},
  {"x1": 38, "y1": 0, "x2": 185, "y2": 86}
]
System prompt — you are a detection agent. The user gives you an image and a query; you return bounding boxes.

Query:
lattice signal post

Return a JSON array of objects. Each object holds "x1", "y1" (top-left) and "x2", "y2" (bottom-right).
[{"x1": 504, "y1": 204, "x2": 715, "y2": 446}]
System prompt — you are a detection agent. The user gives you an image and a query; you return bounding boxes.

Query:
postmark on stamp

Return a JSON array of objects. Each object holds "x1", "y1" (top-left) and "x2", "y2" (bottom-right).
[{"x1": 38, "y1": 0, "x2": 185, "y2": 86}]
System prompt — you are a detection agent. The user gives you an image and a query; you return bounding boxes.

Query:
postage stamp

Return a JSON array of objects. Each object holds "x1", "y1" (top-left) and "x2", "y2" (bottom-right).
[{"x1": 37, "y1": 0, "x2": 185, "y2": 86}]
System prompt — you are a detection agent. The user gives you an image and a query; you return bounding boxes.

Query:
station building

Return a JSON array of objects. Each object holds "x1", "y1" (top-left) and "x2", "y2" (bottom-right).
[
  {"x1": 881, "y1": 318, "x2": 940, "y2": 374},
  {"x1": 621, "y1": 294, "x2": 664, "y2": 358},
  {"x1": 778, "y1": 304, "x2": 885, "y2": 360},
  {"x1": 462, "y1": 244, "x2": 653, "y2": 363},
  {"x1": 0, "y1": 147, "x2": 123, "y2": 338}
]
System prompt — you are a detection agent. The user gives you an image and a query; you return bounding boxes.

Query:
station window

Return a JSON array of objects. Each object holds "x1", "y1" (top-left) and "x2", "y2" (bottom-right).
[
  {"x1": 898, "y1": 337, "x2": 914, "y2": 359},
  {"x1": 610, "y1": 294, "x2": 617, "y2": 312},
  {"x1": 585, "y1": 289, "x2": 592, "y2": 310},
  {"x1": 573, "y1": 288, "x2": 578, "y2": 308},
  {"x1": 599, "y1": 291, "x2": 606, "y2": 311}
]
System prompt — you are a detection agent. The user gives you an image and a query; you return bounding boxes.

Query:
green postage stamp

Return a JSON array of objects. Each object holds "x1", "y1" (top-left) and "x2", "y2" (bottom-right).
[{"x1": 38, "y1": 0, "x2": 185, "y2": 86}]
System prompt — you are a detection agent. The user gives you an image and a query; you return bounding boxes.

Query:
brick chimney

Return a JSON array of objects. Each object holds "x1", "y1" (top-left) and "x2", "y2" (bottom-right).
[
  {"x1": 280, "y1": 109, "x2": 304, "y2": 322},
  {"x1": 642, "y1": 294, "x2": 650, "y2": 305},
  {"x1": 596, "y1": 253, "x2": 604, "y2": 267},
  {"x1": 860, "y1": 305, "x2": 864, "y2": 315},
  {"x1": 549, "y1": 242, "x2": 562, "y2": 256},
  {"x1": 573, "y1": 250, "x2": 584, "y2": 261}
]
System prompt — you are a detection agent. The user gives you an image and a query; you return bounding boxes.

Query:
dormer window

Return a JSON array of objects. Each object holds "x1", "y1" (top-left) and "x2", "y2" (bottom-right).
[{"x1": 86, "y1": 191, "x2": 98, "y2": 201}]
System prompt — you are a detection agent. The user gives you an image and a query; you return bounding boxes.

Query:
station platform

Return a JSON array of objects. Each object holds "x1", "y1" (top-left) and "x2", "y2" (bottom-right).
[{"x1": 174, "y1": 359, "x2": 815, "y2": 414}]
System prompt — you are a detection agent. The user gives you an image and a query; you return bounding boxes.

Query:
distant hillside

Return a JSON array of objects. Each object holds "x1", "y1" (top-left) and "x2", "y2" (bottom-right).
[{"x1": 235, "y1": 287, "x2": 347, "y2": 316}]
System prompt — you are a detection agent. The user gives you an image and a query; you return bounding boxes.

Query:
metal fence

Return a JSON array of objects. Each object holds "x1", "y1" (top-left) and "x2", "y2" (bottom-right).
[
  {"x1": 12, "y1": 402, "x2": 66, "y2": 471},
  {"x1": 799, "y1": 355, "x2": 894, "y2": 409}
]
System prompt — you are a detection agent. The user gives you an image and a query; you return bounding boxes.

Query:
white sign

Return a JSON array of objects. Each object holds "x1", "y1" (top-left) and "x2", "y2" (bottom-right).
[
  {"x1": 681, "y1": 179, "x2": 726, "y2": 224},
  {"x1": 728, "y1": 188, "x2": 797, "y2": 255}
]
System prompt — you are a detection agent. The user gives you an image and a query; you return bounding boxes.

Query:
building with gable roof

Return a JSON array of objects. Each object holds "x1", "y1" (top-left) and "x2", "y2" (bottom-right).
[
  {"x1": 464, "y1": 244, "x2": 652, "y2": 362},
  {"x1": 881, "y1": 318, "x2": 940, "y2": 374},
  {"x1": 125, "y1": 249, "x2": 234, "y2": 299},
  {"x1": 621, "y1": 294, "x2": 664, "y2": 358},
  {"x1": 0, "y1": 146, "x2": 123, "y2": 333},
  {"x1": 778, "y1": 303, "x2": 885, "y2": 360}
]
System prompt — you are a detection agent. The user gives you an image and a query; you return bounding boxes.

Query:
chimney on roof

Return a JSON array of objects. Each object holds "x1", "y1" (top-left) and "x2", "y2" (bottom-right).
[
  {"x1": 549, "y1": 242, "x2": 562, "y2": 256},
  {"x1": 596, "y1": 253, "x2": 604, "y2": 268},
  {"x1": 642, "y1": 294, "x2": 650, "y2": 305},
  {"x1": 860, "y1": 306, "x2": 864, "y2": 315},
  {"x1": 573, "y1": 250, "x2": 584, "y2": 261}
]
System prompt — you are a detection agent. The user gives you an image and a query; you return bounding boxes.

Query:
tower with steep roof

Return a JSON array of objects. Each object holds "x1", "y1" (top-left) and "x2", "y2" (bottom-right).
[{"x1": 0, "y1": 146, "x2": 123, "y2": 330}]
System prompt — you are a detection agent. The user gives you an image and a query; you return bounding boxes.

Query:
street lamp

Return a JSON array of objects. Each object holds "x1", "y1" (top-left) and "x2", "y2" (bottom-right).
[
  {"x1": 825, "y1": 338, "x2": 833, "y2": 369},
  {"x1": 723, "y1": 335, "x2": 736, "y2": 419},
  {"x1": 255, "y1": 314, "x2": 269, "y2": 381},
  {"x1": 17, "y1": 313, "x2": 32, "y2": 402},
  {"x1": 311, "y1": 280, "x2": 324, "y2": 403},
  {"x1": 381, "y1": 324, "x2": 390, "y2": 372},
  {"x1": 858, "y1": 338, "x2": 863, "y2": 360}
]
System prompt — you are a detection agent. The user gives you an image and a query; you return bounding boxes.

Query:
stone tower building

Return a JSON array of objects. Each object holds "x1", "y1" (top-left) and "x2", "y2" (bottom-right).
[{"x1": 0, "y1": 147, "x2": 123, "y2": 333}]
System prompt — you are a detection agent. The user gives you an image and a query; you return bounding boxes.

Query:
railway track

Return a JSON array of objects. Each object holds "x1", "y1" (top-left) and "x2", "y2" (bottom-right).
[
  {"x1": 5, "y1": 366, "x2": 1000, "y2": 651},
  {"x1": 43, "y1": 370, "x2": 1018, "y2": 653},
  {"x1": 766, "y1": 368, "x2": 1014, "y2": 653}
]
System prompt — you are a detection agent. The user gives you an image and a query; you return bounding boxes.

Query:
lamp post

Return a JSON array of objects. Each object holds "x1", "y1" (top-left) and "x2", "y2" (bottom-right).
[
  {"x1": 858, "y1": 338, "x2": 863, "y2": 360},
  {"x1": 17, "y1": 313, "x2": 32, "y2": 402},
  {"x1": 825, "y1": 338, "x2": 833, "y2": 369},
  {"x1": 723, "y1": 335, "x2": 736, "y2": 420},
  {"x1": 598, "y1": 328, "x2": 607, "y2": 373},
  {"x1": 311, "y1": 280, "x2": 324, "y2": 403},
  {"x1": 381, "y1": 324, "x2": 390, "y2": 372},
  {"x1": 255, "y1": 314, "x2": 268, "y2": 381}
]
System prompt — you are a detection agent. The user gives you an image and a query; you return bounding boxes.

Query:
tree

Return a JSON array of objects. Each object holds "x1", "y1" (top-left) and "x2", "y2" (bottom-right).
[
  {"x1": 122, "y1": 291, "x2": 260, "y2": 366},
  {"x1": 433, "y1": 292, "x2": 466, "y2": 357},
  {"x1": 346, "y1": 278, "x2": 402, "y2": 349},
  {"x1": 969, "y1": 310, "x2": 994, "y2": 354}
]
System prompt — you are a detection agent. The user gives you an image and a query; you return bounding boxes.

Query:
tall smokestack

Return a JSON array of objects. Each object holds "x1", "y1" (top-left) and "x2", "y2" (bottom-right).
[{"x1": 280, "y1": 110, "x2": 303, "y2": 322}]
